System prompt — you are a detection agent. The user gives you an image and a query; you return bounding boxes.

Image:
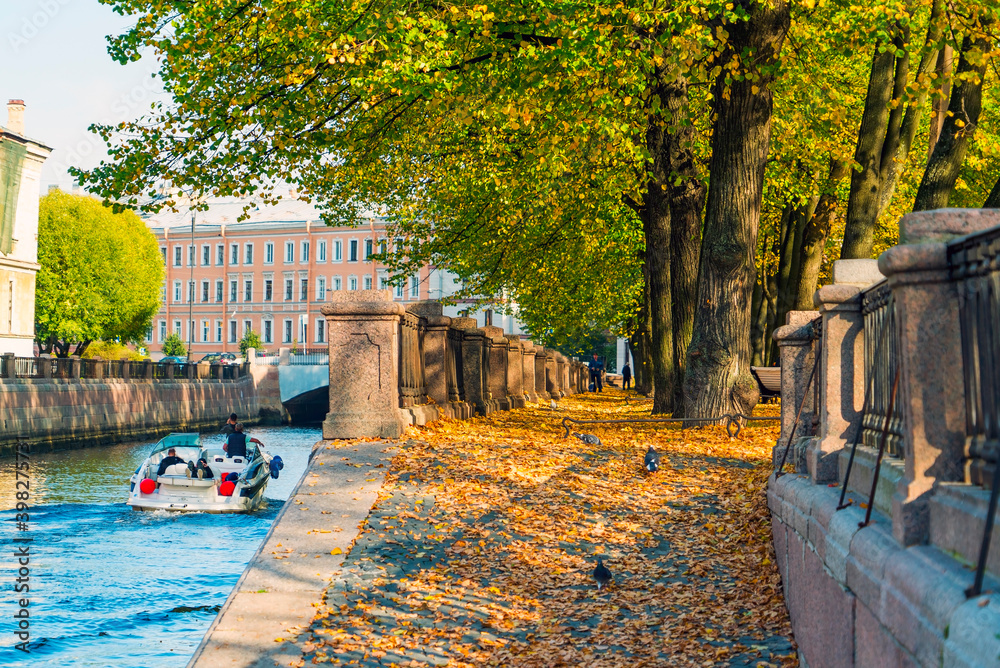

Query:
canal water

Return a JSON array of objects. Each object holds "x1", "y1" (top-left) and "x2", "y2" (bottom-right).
[{"x1": 0, "y1": 425, "x2": 321, "y2": 667}]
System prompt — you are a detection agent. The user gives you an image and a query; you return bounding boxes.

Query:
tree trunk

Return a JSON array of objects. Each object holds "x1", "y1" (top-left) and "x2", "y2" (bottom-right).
[
  {"x1": 795, "y1": 159, "x2": 850, "y2": 310},
  {"x1": 928, "y1": 44, "x2": 953, "y2": 159},
  {"x1": 632, "y1": 287, "x2": 654, "y2": 396},
  {"x1": 985, "y1": 177, "x2": 1000, "y2": 208},
  {"x1": 913, "y1": 30, "x2": 991, "y2": 211},
  {"x1": 841, "y1": 45, "x2": 898, "y2": 259},
  {"x1": 664, "y1": 79, "x2": 705, "y2": 417},
  {"x1": 763, "y1": 267, "x2": 779, "y2": 366},
  {"x1": 683, "y1": 0, "x2": 789, "y2": 420}
]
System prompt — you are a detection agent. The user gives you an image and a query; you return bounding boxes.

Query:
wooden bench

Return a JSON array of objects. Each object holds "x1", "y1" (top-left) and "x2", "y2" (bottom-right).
[{"x1": 751, "y1": 366, "x2": 781, "y2": 403}]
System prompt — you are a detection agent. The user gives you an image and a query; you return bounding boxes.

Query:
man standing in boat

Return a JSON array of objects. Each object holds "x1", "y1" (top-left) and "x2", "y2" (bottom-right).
[
  {"x1": 224, "y1": 423, "x2": 263, "y2": 458},
  {"x1": 220, "y1": 413, "x2": 238, "y2": 434}
]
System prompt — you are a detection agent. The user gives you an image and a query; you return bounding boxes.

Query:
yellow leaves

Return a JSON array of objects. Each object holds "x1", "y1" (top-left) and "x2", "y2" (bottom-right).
[{"x1": 330, "y1": 547, "x2": 343, "y2": 555}]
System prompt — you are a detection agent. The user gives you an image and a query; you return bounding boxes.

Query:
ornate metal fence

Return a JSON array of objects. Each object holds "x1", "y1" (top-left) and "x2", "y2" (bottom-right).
[{"x1": 862, "y1": 280, "x2": 904, "y2": 458}]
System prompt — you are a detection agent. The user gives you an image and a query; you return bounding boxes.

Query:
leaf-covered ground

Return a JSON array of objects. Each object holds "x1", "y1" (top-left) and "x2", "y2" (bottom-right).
[{"x1": 302, "y1": 390, "x2": 797, "y2": 667}]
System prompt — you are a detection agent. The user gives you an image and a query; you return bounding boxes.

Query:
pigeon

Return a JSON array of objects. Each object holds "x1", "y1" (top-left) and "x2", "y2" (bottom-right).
[
  {"x1": 550, "y1": 399, "x2": 558, "y2": 410},
  {"x1": 593, "y1": 557, "x2": 613, "y2": 590},
  {"x1": 572, "y1": 432, "x2": 602, "y2": 446},
  {"x1": 644, "y1": 445, "x2": 660, "y2": 473}
]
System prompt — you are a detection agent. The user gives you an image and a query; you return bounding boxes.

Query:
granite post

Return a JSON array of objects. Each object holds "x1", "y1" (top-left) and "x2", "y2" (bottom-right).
[
  {"x1": 545, "y1": 350, "x2": 560, "y2": 399},
  {"x1": 504, "y1": 335, "x2": 525, "y2": 408},
  {"x1": 808, "y1": 259, "x2": 882, "y2": 482},
  {"x1": 522, "y1": 342, "x2": 538, "y2": 402},
  {"x1": 321, "y1": 290, "x2": 407, "y2": 439},
  {"x1": 880, "y1": 209, "x2": 1000, "y2": 545},
  {"x1": 773, "y1": 311, "x2": 819, "y2": 471},
  {"x1": 483, "y1": 326, "x2": 508, "y2": 411},
  {"x1": 461, "y1": 326, "x2": 489, "y2": 415},
  {"x1": 408, "y1": 302, "x2": 450, "y2": 408}
]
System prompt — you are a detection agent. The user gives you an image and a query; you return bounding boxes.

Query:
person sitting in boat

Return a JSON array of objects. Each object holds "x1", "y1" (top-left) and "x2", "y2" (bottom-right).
[
  {"x1": 186, "y1": 457, "x2": 215, "y2": 479},
  {"x1": 220, "y1": 413, "x2": 238, "y2": 435},
  {"x1": 224, "y1": 424, "x2": 263, "y2": 458},
  {"x1": 156, "y1": 448, "x2": 186, "y2": 476}
]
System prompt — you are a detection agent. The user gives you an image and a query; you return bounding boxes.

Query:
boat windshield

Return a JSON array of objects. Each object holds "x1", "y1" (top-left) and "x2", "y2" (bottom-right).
[{"x1": 151, "y1": 433, "x2": 201, "y2": 454}]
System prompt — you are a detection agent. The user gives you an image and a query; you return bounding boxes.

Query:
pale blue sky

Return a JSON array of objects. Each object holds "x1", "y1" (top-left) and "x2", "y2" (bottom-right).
[{"x1": 0, "y1": 0, "x2": 160, "y2": 189}]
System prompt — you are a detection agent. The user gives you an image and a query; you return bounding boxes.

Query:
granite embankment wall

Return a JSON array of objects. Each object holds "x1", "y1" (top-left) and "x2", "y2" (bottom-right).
[{"x1": 0, "y1": 376, "x2": 260, "y2": 455}]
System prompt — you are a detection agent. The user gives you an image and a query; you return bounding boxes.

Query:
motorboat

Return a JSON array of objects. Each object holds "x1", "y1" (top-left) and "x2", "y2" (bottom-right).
[{"x1": 127, "y1": 433, "x2": 274, "y2": 513}]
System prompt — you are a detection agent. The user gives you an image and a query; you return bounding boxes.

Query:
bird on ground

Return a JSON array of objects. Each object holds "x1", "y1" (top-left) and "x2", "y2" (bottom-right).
[
  {"x1": 550, "y1": 400, "x2": 558, "y2": 410},
  {"x1": 593, "y1": 557, "x2": 613, "y2": 590},
  {"x1": 572, "y1": 432, "x2": 602, "y2": 446},
  {"x1": 644, "y1": 445, "x2": 660, "y2": 473}
]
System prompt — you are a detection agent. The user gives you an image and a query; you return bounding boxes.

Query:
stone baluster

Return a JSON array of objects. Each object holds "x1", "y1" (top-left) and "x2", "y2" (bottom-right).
[
  {"x1": 321, "y1": 289, "x2": 407, "y2": 438},
  {"x1": 39, "y1": 354, "x2": 52, "y2": 379},
  {"x1": 164, "y1": 360, "x2": 175, "y2": 380},
  {"x1": 408, "y1": 302, "x2": 450, "y2": 409},
  {"x1": 70, "y1": 355, "x2": 81, "y2": 380},
  {"x1": 545, "y1": 350, "x2": 560, "y2": 399},
  {"x1": 880, "y1": 209, "x2": 1000, "y2": 545},
  {"x1": 449, "y1": 317, "x2": 477, "y2": 418},
  {"x1": 807, "y1": 259, "x2": 884, "y2": 483},
  {"x1": 0, "y1": 352, "x2": 13, "y2": 379},
  {"x1": 522, "y1": 342, "x2": 538, "y2": 402},
  {"x1": 504, "y1": 335, "x2": 524, "y2": 409},
  {"x1": 481, "y1": 326, "x2": 508, "y2": 411},
  {"x1": 773, "y1": 311, "x2": 820, "y2": 471},
  {"x1": 461, "y1": 325, "x2": 489, "y2": 416},
  {"x1": 143, "y1": 359, "x2": 154, "y2": 380}
]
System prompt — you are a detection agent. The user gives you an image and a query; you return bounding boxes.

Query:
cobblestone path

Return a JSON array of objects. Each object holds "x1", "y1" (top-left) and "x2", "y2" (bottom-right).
[{"x1": 299, "y1": 392, "x2": 796, "y2": 667}]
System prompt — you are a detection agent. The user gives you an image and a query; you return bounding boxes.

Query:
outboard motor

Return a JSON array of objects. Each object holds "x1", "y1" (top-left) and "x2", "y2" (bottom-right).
[{"x1": 269, "y1": 456, "x2": 284, "y2": 480}]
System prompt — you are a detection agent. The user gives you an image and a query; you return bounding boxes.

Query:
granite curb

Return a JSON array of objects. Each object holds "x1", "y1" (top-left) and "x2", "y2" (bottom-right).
[{"x1": 187, "y1": 439, "x2": 396, "y2": 668}]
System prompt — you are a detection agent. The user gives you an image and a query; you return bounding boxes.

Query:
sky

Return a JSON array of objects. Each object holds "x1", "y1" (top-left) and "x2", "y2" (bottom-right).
[{"x1": 0, "y1": 0, "x2": 160, "y2": 190}]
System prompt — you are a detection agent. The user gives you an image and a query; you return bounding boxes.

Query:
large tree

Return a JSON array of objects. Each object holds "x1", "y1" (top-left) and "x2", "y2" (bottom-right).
[{"x1": 36, "y1": 190, "x2": 163, "y2": 357}]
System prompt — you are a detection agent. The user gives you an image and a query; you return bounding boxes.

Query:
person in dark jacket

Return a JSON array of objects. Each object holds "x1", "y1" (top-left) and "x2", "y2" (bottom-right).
[
  {"x1": 588, "y1": 354, "x2": 604, "y2": 393},
  {"x1": 622, "y1": 362, "x2": 632, "y2": 389},
  {"x1": 224, "y1": 423, "x2": 263, "y2": 458},
  {"x1": 156, "y1": 448, "x2": 186, "y2": 475},
  {"x1": 220, "y1": 413, "x2": 238, "y2": 435}
]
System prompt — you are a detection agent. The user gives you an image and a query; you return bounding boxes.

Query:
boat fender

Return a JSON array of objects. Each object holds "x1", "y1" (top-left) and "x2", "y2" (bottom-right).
[
  {"x1": 269, "y1": 456, "x2": 284, "y2": 479},
  {"x1": 139, "y1": 478, "x2": 156, "y2": 494},
  {"x1": 219, "y1": 480, "x2": 236, "y2": 496}
]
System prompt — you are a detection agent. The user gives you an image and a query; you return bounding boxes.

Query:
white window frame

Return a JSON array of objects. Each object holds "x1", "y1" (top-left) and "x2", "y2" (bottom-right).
[
  {"x1": 301, "y1": 241, "x2": 310, "y2": 263},
  {"x1": 285, "y1": 241, "x2": 294, "y2": 264},
  {"x1": 173, "y1": 246, "x2": 182, "y2": 266},
  {"x1": 363, "y1": 275, "x2": 373, "y2": 290},
  {"x1": 201, "y1": 244, "x2": 210, "y2": 266},
  {"x1": 333, "y1": 276, "x2": 342, "y2": 291},
  {"x1": 216, "y1": 244, "x2": 224, "y2": 265},
  {"x1": 334, "y1": 240, "x2": 343, "y2": 262},
  {"x1": 317, "y1": 276, "x2": 326, "y2": 301},
  {"x1": 410, "y1": 274, "x2": 420, "y2": 298},
  {"x1": 265, "y1": 242, "x2": 274, "y2": 264},
  {"x1": 263, "y1": 319, "x2": 273, "y2": 344},
  {"x1": 244, "y1": 242, "x2": 254, "y2": 265},
  {"x1": 230, "y1": 243, "x2": 239, "y2": 265},
  {"x1": 215, "y1": 280, "x2": 223, "y2": 302},
  {"x1": 158, "y1": 320, "x2": 166, "y2": 342},
  {"x1": 318, "y1": 240, "x2": 327, "y2": 262},
  {"x1": 348, "y1": 275, "x2": 358, "y2": 291},
  {"x1": 283, "y1": 319, "x2": 293, "y2": 343},
  {"x1": 216, "y1": 320, "x2": 223, "y2": 343},
  {"x1": 173, "y1": 280, "x2": 182, "y2": 303},
  {"x1": 315, "y1": 318, "x2": 325, "y2": 343},
  {"x1": 229, "y1": 320, "x2": 237, "y2": 343},
  {"x1": 349, "y1": 239, "x2": 359, "y2": 262}
]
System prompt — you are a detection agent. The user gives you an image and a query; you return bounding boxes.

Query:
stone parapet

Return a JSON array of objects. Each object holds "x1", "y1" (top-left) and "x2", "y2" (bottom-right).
[{"x1": 773, "y1": 311, "x2": 819, "y2": 470}]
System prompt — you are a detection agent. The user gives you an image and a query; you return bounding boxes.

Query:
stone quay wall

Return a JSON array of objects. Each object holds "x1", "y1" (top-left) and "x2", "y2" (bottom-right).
[
  {"x1": 771, "y1": 210, "x2": 1000, "y2": 668},
  {"x1": 0, "y1": 364, "x2": 259, "y2": 455},
  {"x1": 320, "y1": 292, "x2": 587, "y2": 439}
]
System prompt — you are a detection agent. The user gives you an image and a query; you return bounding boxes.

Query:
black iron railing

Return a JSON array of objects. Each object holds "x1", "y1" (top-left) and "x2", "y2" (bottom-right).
[{"x1": 862, "y1": 280, "x2": 903, "y2": 458}]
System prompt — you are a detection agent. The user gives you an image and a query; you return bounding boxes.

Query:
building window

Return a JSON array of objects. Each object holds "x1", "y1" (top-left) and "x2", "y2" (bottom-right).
[
  {"x1": 301, "y1": 319, "x2": 308, "y2": 344},
  {"x1": 379, "y1": 239, "x2": 388, "y2": 255},
  {"x1": 334, "y1": 240, "x2": 343, "y2": 262},
  {"x1": 318, "y1": 240, "x2": 327, "y2": 262},
  {"x1": 264, "y1": 279, "x2": 273, "y2": 302},
  {"x1": 244, "y1": 243, "x2": 253, "y2": 265},
  {"x1": 363, "y1": 275, "x2": 373, "y2": 290},
  {"x1": 281, "y1": 278, "x2": 290, "y2": 301},
  {"x1": 174, "y1": 246, "x2": 182, "y2": 266},
  {"x1": 349, "y1": 239, "x2": 358, "y2": 262},
  {"x1": 301, "y1": 241, "x2": 310, "y2": 263},
  {"x1": 230, "y1": 280, "x2": 238, "y2": 302},
  {"x1": 284, "y1": 241, "x2": 294, "y2": 263},
  {"x1": 263, "y1": 320, "x2": 273, "y2": 344},
  {"x1": 216, "y1": 244, "x2": 224, "y2": 265},
  {"x1": 173, "y1": 319, "x2": 181, "y2": 335},
  {"x1": 315, "y1": 318, "x2": 325, "y2": 343},
  {"x1": 230, "y1": 243, "x2": 239, "y2": 265},
  {"x1": 158, "y1": 320, "x2": 166, "y2": 342},
  {"x1": 173, "y1": 280, "x2": 182, "y2": 303},
  {"x1": 243, "y1": 319, "x2": 252, "y2": 335},
  {"x1": 215, "y1": 280, "x2": 223, "y2": 302},
  {"x1": 300, "y1": 278, "x2": 308, "y2": 301},
  {"x1": 395, "y1": 282, "x2": 404, "y2": 299},
  {"x1": 187, "y1": 281, "x2": 195, "y2": 303},
  {"x1": 348, "y1": 275, "x2": 358, "y2": 291},
  {"x1": 317, "y1": 276, "x2": 326, "y2": 301},
  {"x1": 188, "y1": 319, "x2": 195, "y2": 342},
  {"x1": 146, "y1": 325, "x2": 153, "y2": 342},
  {"x1": 364, "y1": 239, "x2": 373, "y2": 261},
  {"x1": 379, "y1": 275, "x2": 388, "y2": 290},
  {"x1": 244, "y1": 279, "x2": 253, "y2": 302},
  {"x1": 201, "y1": 281, "x2": 209, "y2": 302},
  {"x1": 333, "y1": 276, "x2": 342, "y2": 291},
  {"x1": 187, "y1": 245, "x2": 195, "y2": 266},
  {"x1": 202, "y1": 320, "x2": 209, "y2": 342},
  {"x1": 202, "y1": 245, "x2": 210, "y2": 266},
  {"x1": 410, "y1": 274, "x2": 420, "y2": 298},
  {"x1": 216, "y1": 320, "x2": 223, "y2": 343},
  {"x1": 160, "y1": 247, "x2": 167, "y2": 264},
  {"x1": 229, "y1": 320, "x2": 237, "y2": 343},
  {"x1": 283, "y1": 319, "x2": 292, "y2": 343},
  {"x1": 265, "y1": 242, "x2": 274, "y2": 264}
]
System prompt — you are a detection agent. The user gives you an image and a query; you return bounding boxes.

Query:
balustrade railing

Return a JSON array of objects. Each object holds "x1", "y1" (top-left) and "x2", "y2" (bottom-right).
[
  {"x1": 950, "y1": 228, "x2": 1000, "y2": 491},
  {"x1": 399, "y1": 312, "x2": 427, "y2": 407},
  {"x1": 862, "y1": 280, "x2": 904, "y2": 458},
  {"x1": 0, "y1": 355, "x2": 245, "y2": 383},
  {"x1": 446, "y1": 327, "x2": 465, "y2": 404},
  {"x1": 287, "y1": 353, "x2": 329, "y2": 365}
]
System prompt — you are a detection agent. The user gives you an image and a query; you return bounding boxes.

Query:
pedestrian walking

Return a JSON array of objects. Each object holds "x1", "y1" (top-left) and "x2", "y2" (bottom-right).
[
  {"x1": 588, "y1": 353, "x2": 604, "y2": 393},
  {"x1": 622, "y1": 362, "x2": 632, "y2": 389}
]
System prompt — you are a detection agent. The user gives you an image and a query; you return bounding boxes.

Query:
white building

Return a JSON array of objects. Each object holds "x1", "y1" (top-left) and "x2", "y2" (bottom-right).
[{"x1": 0, "y1": 100, "x2": 51, "y2": 356}]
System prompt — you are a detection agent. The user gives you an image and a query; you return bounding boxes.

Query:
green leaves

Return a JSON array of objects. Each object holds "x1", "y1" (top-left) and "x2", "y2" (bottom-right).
[{"x1": 36, "y1": 190, "x2": 163, "y2": 355}]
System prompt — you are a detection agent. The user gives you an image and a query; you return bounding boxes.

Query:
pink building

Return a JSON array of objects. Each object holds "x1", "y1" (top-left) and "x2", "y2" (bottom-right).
[{"x1": 144, "y1": 197, "x2": 431, "y2": 357}]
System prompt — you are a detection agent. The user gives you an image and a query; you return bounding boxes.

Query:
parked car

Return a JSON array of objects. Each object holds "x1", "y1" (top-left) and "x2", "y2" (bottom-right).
[
  {"x1": 159, "y1": 356, "x2": 187, "y2": 365},
  {"x1": 197, "y1": 352, "x2": 239, "y2": 365}
]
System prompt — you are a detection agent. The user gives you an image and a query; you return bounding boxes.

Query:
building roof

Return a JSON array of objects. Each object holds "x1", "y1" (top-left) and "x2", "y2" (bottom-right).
[{"x1": 143, "y1": 195, "x2": 383, "y2": 233}]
